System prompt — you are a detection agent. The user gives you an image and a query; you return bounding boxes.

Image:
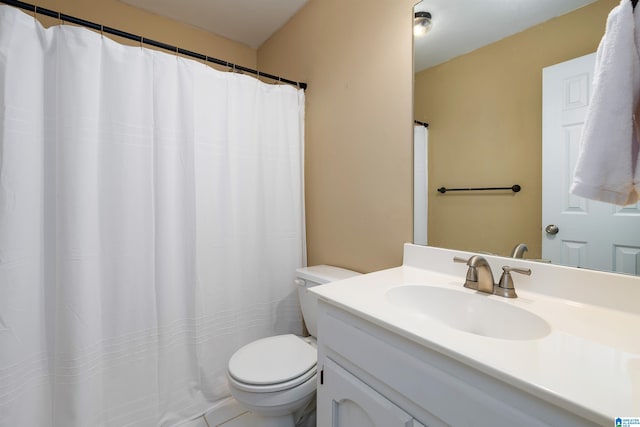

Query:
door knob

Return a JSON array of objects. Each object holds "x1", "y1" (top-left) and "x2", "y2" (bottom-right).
[{"x1": 545, "y1": 224, "x2": 559, "y2": 235}]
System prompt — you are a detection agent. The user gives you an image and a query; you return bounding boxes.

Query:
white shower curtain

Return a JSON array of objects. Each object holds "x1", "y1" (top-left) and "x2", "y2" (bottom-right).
[
  {"x1": 413, "y1": 125, "x2": 428, "y2": 246},
  {"x1": 0, "y1": 6, "x2": 306, "y2": 427}
]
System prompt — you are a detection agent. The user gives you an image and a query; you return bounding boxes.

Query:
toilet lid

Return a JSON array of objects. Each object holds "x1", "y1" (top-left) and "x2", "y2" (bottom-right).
[{"x1": 228, "y1": 334, "x2": 316, "y2": 386}]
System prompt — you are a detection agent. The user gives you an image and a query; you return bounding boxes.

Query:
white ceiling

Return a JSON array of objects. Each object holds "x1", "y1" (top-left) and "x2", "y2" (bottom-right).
[
  {"x1": 120, "y1": 0, "x2": 309, "y2": 49},
  {"x1": 119, "y1": 0, "x2": 599, "y2": 68},
  {"x1": 414, "y1": 0, "x2": 598, "y2": 71}
]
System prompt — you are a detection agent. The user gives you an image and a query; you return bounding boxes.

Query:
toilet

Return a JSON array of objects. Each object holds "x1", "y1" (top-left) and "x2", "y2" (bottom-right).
[{"x1": 226, "y1": 265, "x2": 361, "y2": 427}]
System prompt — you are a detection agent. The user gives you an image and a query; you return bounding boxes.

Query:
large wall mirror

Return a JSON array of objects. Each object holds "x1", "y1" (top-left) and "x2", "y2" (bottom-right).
[{"x1": 413, "y1": 0, "x2": 640, "y2": 274}]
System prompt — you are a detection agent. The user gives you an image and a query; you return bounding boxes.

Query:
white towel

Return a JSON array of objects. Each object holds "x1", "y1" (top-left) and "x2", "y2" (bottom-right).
[{"x1": 570, "y1": 0, "x2": 640, "y2": 205}]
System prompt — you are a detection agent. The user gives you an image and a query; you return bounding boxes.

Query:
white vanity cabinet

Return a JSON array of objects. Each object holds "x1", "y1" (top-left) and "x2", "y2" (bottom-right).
[
  {"x1": 315, "y1": 300, "x2": 601, "y2": 427},
  {"x1": 318, "y1": 358, "x2": 425, "y2": 427}
]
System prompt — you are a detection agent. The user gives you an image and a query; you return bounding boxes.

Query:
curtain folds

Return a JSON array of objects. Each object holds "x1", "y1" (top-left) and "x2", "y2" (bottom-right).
[{"x1": 0, "y1": 6, "x2": 306, "y2": 426}]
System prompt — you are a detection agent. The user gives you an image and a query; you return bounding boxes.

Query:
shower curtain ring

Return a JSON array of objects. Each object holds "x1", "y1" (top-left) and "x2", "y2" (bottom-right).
[
  {"x1": 32, "y1": 4, "x2": 37, "y2": 21},
  {"x1": 100, "y1": 25, "x2": 104, "y2": 38}
]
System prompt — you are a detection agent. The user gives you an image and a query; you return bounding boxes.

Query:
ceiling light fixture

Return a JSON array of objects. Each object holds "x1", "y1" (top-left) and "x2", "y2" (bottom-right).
[{"x1": 414, "y1": 11, "x2": 432, "y2": 36}]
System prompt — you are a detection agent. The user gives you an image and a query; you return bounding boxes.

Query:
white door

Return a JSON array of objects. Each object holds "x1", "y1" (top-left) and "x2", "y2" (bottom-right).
[
  {"x1": 542, "y1": 53, "x2": 640, "y2": 274},
  {"x1": 317, "y1": 358, "x2": 425, "y2": 427}
]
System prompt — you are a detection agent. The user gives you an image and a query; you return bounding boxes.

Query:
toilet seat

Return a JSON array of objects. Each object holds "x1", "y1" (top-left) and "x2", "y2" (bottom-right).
[{"x1": 228, "y1": 334, "x2": 317, "y2": 393}]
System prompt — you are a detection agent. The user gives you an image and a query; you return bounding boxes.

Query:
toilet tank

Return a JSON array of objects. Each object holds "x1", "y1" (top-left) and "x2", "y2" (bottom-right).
[{"x1": 295, "y1": 265, "x2": 361, "y2": 337}]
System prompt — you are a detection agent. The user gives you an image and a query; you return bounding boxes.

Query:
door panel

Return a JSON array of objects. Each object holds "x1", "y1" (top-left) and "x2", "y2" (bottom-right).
[{"x1": 317, "y1": 358, "x2": 425, "y2": 427}]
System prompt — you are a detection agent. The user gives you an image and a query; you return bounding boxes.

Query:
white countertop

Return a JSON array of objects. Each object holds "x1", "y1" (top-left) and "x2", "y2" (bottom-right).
[{"x1": 311, "y1": 244, "x2": 640, "y2": 425}]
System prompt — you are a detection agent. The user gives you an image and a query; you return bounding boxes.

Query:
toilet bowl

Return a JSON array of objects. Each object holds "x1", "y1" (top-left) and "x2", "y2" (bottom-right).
[{"x1": 226, "y1": 265, "x2": 360, "y2": 427}]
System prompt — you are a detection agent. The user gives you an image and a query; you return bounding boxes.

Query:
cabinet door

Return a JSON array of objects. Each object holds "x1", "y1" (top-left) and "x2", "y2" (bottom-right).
[{"x1": 318, "y1": 358, "x2": 425, "y2": 427}]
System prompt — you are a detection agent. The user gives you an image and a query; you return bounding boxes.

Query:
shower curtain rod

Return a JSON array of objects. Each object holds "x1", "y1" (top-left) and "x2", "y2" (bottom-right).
[
  {"x1": 0, "y1": 0, "x2": 308, "y2": 90},
  {"x1": 414, "y1": 120, "x2": 429, "y2": 128}
]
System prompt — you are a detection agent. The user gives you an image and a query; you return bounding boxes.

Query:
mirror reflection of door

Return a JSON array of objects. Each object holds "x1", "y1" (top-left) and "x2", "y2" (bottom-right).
[{"x1": 542, "y1": 53, "x2": 640, "y2": 274}]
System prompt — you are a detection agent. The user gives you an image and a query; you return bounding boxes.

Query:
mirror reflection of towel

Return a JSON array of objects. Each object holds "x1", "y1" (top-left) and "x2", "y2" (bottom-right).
[{"x1": 571, "y1": 0, "x2": 640, "y2": 205}]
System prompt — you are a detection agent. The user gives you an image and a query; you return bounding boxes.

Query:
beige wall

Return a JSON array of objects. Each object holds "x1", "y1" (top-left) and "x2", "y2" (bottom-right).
[
  {"x1": 258, "y1": 0, "x2": 416, "y2": 273},
  {"x1": 414, "y1": 0, "x2": 616, "y2": 258},
  {"x1": 28, "y1": 0, "x2": 256, "y2": 68}
]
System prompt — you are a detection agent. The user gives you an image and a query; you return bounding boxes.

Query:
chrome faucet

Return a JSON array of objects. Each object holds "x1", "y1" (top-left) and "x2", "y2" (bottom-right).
[
  {"x1": 454, "y1": 255, "x2": 495, "y2": 293},
  {"x1": 454, "y1": 255, "x2": 531, "y2": 298},
  {"x1": 510, "y1": 243, "x2": 528, "y2": 259}
]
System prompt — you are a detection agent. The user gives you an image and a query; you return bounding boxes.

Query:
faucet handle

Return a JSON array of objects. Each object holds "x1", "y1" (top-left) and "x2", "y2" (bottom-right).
[
  {"x1": 503, "y1": 266, "x2": 532, "y2": 276},
  {"x1": 495, "y1": 266, "x2": 531, "y2": 298},
  {"x1": 453, "y1": 256, "x2": 478, "y2": 290}
]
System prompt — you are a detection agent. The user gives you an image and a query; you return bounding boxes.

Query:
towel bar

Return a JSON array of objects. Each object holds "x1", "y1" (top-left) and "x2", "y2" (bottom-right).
[{"x1": 437, "y1": 185, "x2": 521, "y2": 194}]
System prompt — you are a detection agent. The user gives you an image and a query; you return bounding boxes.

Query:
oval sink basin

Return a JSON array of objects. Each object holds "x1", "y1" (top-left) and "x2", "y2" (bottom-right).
[{"x1": 385, "y1": 285, "x2": 551, "y2": 340}]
